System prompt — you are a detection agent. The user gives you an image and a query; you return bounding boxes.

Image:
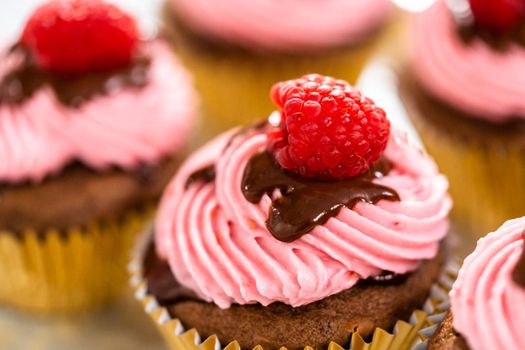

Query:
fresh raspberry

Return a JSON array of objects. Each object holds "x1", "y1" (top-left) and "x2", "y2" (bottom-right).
[
  {"x1": 21, "y1": 0, "x2": 139, "y2": 75},
  {"x1": 468, "y1": 0, "x2": 525, "y2": 32},
  {"x1": 268, "y1": 74, "x2": 390, "y2": 180}
]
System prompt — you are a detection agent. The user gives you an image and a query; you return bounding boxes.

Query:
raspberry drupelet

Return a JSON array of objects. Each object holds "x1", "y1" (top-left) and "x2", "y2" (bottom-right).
[{"x1": 268, "y1": 74, "x2": 390, "y2": 180}]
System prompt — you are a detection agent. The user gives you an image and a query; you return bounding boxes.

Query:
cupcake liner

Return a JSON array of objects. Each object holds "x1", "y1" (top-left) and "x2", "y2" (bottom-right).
[
  {"x1": 161, "y1": 13, "x2": 388, "y2": 139},
  {"x1": 129, "y1": 232, "x2": 458, "y2": 350},
  {"x1": 398, "y1": 69, "x2": 525, "y2": 239},
  {"x1": 411, "y1": 261, "x2": 460, "y2": 350},
  {"x1": 0, "y1": 207, "x2": 153, "y2": 313},
  {"x1": 411, "y1": 116, "x2": 525, "y2": 238}
]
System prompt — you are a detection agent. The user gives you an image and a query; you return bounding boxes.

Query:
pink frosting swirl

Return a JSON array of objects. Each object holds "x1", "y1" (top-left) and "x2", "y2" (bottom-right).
[
  {"x1": 0, "y1": 41, "x2": 197, "y2": 183},
  {"x1": 155, "y1": 125, "x2": 451, "y2": 308},
  {"x1": 451, "y1": 217, "x2": 525, "y2": 350},
  {"x1": 169, "y1": 0, "x2": 392, "y2": 52},
  {"x1": 410, "y1": 1, "x2": 525, "y2": 122}
]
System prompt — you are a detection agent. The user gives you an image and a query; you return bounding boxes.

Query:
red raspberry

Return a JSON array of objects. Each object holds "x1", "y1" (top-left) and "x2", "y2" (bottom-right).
[
  {"x1": 268, "y1": 74, "x2": 390, "y2": 180},
  {"x1": 469, "y1": 0, "x2": 525, "y2": 32},
  {"x1": 21, "y1": 0, "x2": 139, "y2": 75}
]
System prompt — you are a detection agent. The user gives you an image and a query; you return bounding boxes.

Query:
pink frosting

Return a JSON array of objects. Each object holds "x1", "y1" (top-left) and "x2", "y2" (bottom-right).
[
  {"x1": 451, "y1": 217, "x2": 525, "y2": 350},
  {"x1": 0, "y1": 41, "x2": 197, "y2": 183},
  {"x1": 169, "y1": 0, "x2": 392, "y2": 52},
  {"x1": 410, "y1": 1, "x2": 525, "y2": 122},
  {"x1": 155, "y1": 125, "x2": 451, "y2": 308}
]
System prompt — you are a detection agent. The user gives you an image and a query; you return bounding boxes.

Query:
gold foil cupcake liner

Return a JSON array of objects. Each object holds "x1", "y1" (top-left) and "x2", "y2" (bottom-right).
[
  {"x1": 411, "y1": 261, "x2": 460, "y2": 350},
  {"x1": 407, "y1": 101, "x2": 525, "y2": 239},
  {"x1": 395, "y1": 56, "x2": 525, "y2": 240},
  {"x1": 0, "y1": 207, "x2": 153, "y2": 313},
  {"x1": 129, "y1": 232, "x2": 458, "y2": 350}
]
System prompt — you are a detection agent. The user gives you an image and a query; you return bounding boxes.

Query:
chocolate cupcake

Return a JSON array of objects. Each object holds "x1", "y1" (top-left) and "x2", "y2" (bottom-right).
[
  {"x1": 399, "y1": 0, "x2": 525, "y2": 237},
  {"x1": 130, "y1": 74, "x2": 452, "y2": 349},
  {"x1": 0, "y1": 0, "x2": 197, "y2": 313},
  {"x1": 162, "y1": 0, "x2": 393, "y2": 137},
  {"x1": 427, "y1": 217, "x2": 525, "y2": 350}
]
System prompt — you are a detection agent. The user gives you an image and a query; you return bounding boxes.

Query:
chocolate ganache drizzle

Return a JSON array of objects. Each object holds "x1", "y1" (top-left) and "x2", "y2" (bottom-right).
[
  {"x1": 0, "y1": 45, "x2": 150, "y2": 107},
  {"x1": 186, "y1": 150, "x2": 399, "y2": 243},
  {"x1": 512, "y1": 233, "x2": 525, "y2": 287},
  {"x1": 185, "y1": 165, "x2": 216, "y2": 189},
  {"x1": 241, "y1": 151, "x2": 399, "y2": 242},
  {"x1": 184, "y1": 121, "x2": 400, "y2": 243},
  {"x1": 362, "y1": 270, "x2": 409, "y2": 285}
]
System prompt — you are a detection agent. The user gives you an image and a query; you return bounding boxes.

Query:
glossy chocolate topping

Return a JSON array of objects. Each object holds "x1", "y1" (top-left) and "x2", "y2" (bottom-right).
[
  {"x1": 0, "y1": 46, "x2": 150, "y2": 107},
  {"x1": 185, "y1": 165, "x2": 216, "y2": 189},
  {"x1": 183, "y1": 122, "x2": 267, "y2": 189},
  {"x1": 362, "y1": 270, "x2": 410, "y2": 285},
  {"x1": 241, "y1": 151, "x2": 399, "y2": 242},
  {"x1": 512, "y1": 234, "x2": 525, "y2": 287},
  {"x1": 447, "y1": 0, "x2": 525, "y2": 49}
]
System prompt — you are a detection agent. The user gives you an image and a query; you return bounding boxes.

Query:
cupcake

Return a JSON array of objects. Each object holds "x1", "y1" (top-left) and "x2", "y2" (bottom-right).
[
  {"x1": 0, "y1": 0, "x2": 197, "y2": 313},
  {"x1": 399, "y1": 0, "x2": 525, "y2": 237},
  {"x1": 428, "y1": 217, "x2": 525, "y2": 349},
  {"x1": 130, "y1": 74, "x2": 452, "y2": 349},
  {"x1": 163, "y1": 0, "x2": 393, "y2": 137}
]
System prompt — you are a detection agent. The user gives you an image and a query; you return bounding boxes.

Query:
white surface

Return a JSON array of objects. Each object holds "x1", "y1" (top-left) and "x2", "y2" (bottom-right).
[
  {"x1": 0, "y1": 293, "x2": 165, "y2": 350},
  {"x1": 358, "y1": 59, "x2": 423, "y2": 149},
  {"x1": 391, "y1": 0, "x2": 437, "y2": 12}
]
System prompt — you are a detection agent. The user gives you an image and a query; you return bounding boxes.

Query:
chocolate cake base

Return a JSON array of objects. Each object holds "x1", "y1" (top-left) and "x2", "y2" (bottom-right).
[
  {"x1": 0, "y1": 156, "x2": 182, "y2": 235},
  {"x1": 428, "y1": 312, "x2": 469, "y2": 350},
  {"x1": 144, "y1": 240, "x2": 445, "y2": 350}
]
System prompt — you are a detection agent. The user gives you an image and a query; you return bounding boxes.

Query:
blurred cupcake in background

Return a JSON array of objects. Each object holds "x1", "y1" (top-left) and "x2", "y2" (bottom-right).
[
  {"x1": 163, "y1": 0, "x2": 393, "y2": 136},
  {"x1": 399, "y1": 0, "x2": 525, "y2": 239},
  {"x1": 427, "y1": 217, "x2": 525, "y2": 349},
  {"x1": 130, "y1": 74, "x2": 452, "y2": 349},
  {"x1": 0, "y1": 0, "x2": 197, "y2": 313}
]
